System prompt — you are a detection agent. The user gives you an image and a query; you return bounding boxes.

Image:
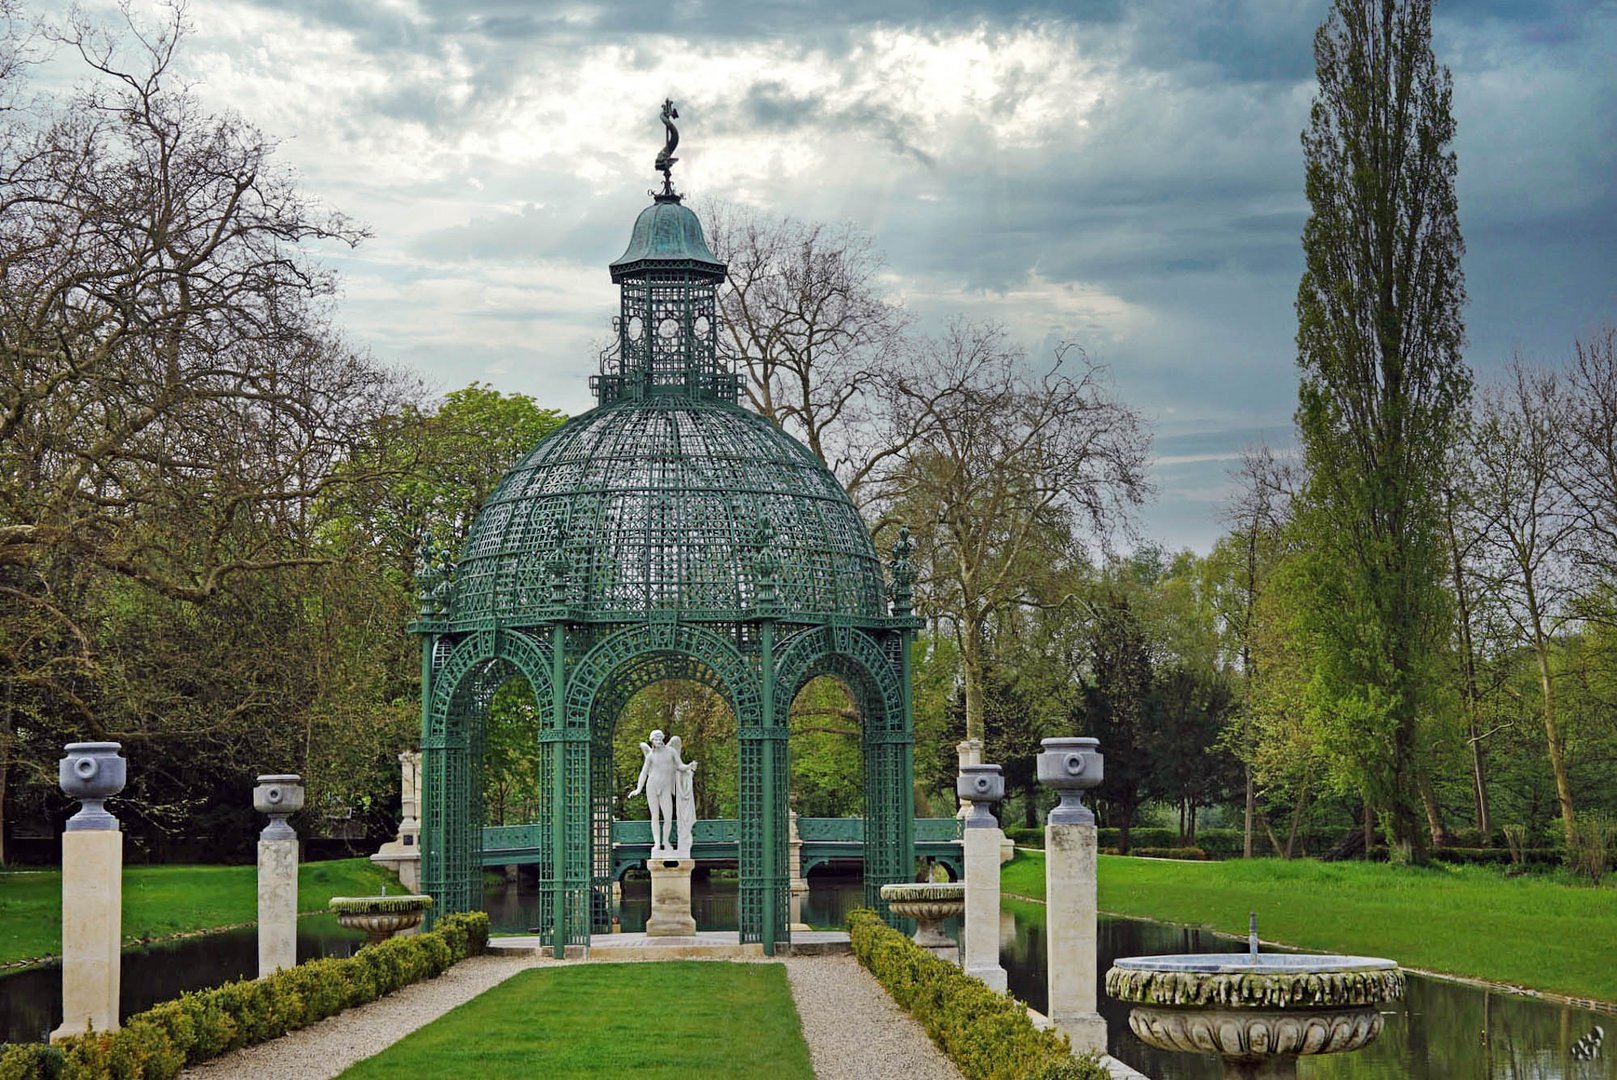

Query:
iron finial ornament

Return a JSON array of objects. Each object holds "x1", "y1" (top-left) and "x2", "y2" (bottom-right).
[{"x1": 655, "y1": 98, "x2": 680, "y2": 198}]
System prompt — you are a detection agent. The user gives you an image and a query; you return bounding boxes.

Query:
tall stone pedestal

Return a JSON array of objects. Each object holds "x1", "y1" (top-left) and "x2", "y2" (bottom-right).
[
  {"x1": 959, "y1": 763, "x2": 1007, "y2": 993},
  {"x1": 254, "y1": 775, "x2": 303, "y2": 978},
  {"x1": 54, "y1": 741, "x2": 127, "y2": 1043},
  {"x1": 645, "y1": 858, "x2": 697, "y2": 936},
  {"x1": 955, "y1": 738, "x2": 983, "y2": 815},
  {"x1": 1039, "y1": 736, "x2": 1107, "y2": 1054},
  {"x1": 1047, "y1": 822, "x2": 1106, "y2": 1052},
  {"x1": 54, "y1": 829, "x2": 122, "y2": 1041}
]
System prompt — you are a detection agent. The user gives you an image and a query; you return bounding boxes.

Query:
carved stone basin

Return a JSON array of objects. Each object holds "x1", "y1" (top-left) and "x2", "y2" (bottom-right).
[
  {"x1": 879, "y1": 882, "x2": 964, "y2": 964},
  {"x1": 1106, "y1": 952, "x2": 1404, "y2": 1080},
  {"x1": 329, "y1": 894, "x2": 433, "y2": 946}
]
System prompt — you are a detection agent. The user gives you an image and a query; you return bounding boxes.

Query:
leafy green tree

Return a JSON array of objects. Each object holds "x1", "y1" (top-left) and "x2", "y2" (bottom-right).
[
  {"x1": 1293, "y1": 0, "x2": 1470, "y2": 856},
  {"x1": 1073, "y1": 591, "x2": 1154, "y2": 851}
]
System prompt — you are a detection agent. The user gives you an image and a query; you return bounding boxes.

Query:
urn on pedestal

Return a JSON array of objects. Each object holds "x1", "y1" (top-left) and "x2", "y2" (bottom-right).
[
  {"x1": 253, "y1": 775, "x2": 305, "y2": 840},
  {"x1": 1036, "y1": 737, "x2": 1102, "y2": 825},
  {"x1": 60, "y1": 743, "x2": 126, "y2": 831},
  {"x1": 956, "y1": 764, "x2": 1004, "y2": 826}
]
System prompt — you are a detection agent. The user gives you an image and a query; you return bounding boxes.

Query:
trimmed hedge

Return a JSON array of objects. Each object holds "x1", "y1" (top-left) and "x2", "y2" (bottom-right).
[
  {"x1": 846, "y1": 909, "x2": 1108, "y2": 1080},
  {"x1": 0, "y1": 912, "x2": 489, "y2": 1080},
  {"x1": 1129, "y1": 847, "x2": 1207, "y2": 861}
]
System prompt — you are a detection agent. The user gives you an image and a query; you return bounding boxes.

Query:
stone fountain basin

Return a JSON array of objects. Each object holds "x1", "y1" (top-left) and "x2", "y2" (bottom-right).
[
  {"x1": 879, "y1": 882, "x2": 965, "y2": 916},
  {"x1": 879, "y1": 883, "x2": 964, "y2": 953},
  {"x1": 1107, "y1": 953, "x2": 1405, "y2": 1065},
  {"x1": 329, "y1": 895, "x2": 432, "y2": 945}
]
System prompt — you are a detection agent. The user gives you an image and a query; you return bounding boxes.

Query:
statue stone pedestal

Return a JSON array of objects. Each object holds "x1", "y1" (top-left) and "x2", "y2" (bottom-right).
[
  {"x1": 645, "y1": 857, "x2": 697, "y2": 936},
  {"x1": 371, "y1": 751, "x2": 422, "y2": 891}
]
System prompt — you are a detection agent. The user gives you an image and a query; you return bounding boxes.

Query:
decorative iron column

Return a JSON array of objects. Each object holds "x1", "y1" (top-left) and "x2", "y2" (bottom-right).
[{"x1": 410, "y1": 534, "x2": 452, "y2": 926}]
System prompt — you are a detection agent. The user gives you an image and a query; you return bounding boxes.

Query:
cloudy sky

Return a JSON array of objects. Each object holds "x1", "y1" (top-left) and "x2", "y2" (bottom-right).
[{"x1": 44, "y1": 0, "x2": 1617, "y2": 551}]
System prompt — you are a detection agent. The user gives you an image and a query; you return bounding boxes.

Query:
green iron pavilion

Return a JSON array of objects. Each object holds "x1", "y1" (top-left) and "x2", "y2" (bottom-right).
[{"x1": 409, "y1": 103, "x2": 920, "y2": 956}]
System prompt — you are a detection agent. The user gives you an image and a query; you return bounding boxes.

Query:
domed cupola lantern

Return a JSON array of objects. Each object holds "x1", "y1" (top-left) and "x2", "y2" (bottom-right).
[{"x1": 409, "y1": 101, "x2": 920, "y2": 956}]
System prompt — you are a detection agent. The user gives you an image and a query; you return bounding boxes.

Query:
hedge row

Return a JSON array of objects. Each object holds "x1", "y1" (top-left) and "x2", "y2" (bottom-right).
[
  {"x1": 1119, "y1": 847, "x2": 1208, "y2": 861},
  {"x1": 846, "y1": 909, "x2": 1107, "y2": 1080},
  {"x1": 0, "y1": 912, "x2": 489, "y2": 1080},
  {"x1": 1005, "y1": 826, "x2": 1270, "y2": 856}
]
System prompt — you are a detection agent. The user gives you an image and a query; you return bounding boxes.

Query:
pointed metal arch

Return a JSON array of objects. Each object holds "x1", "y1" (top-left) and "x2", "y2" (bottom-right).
[
  {"x1": 420, "y1": 629, "x2": 553, "y2": 921},
  {"x1": 775, "y1": 625, "x2": 915, "y2": 918}
]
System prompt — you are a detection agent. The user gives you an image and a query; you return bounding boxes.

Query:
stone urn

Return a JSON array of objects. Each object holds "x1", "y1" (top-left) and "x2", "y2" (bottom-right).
[
  {"x1": 1106, "y1": 951, "x2": 1404, "y2": 1080},
  {"x1": 60, "y1": 742, "x2": 126, "y2": 831},
  {"x1": 329, "y1": 895, "x2": 433, "y2": 945},
  {"x1": 253, "y1": 774, "x2": 304, "y2": 840},
  {"x1": 880, "y1": 882, "x2": 965, "y2": 964},
  {"x1": 1036, "y1": 737, "x2": 1102, "y2": 825},
  {"x1": 956, "y1": 764, "x2": 1004, "y2": 826}
]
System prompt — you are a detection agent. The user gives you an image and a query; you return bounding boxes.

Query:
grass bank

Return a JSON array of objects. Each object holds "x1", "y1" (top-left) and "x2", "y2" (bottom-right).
[
  {"x1": 1003, "y1": 850, "x2": 1617, "y2": 1005},
  {"x1": 0, "y1": 858, "x2": 399, "y2": 967},
  {"x1": 338, "y1": 962, "x2": 816, "y2": 1080}
]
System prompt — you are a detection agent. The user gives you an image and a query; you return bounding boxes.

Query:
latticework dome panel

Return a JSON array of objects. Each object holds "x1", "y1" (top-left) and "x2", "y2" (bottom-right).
[{"x1": 449, "y1": 395, "x2": 887, "y2": 626}]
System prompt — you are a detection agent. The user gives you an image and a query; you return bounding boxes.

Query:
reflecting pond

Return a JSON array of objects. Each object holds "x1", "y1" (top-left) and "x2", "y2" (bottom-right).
[
  {"x1": 0, "y1": 915, "x2": 367, "y2": 1045},
  {"x1": 1000, "y1": 897, "x2": 1616, "y2": 1080}
]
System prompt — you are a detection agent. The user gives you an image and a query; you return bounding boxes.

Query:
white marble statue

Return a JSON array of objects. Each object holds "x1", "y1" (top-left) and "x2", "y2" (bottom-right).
[
  {"x1": 674, "y1": 737, "x2": 697, "y2": 854},
  {"x1": 630, "y1": 729, "x2": 698, "y2": 855}
]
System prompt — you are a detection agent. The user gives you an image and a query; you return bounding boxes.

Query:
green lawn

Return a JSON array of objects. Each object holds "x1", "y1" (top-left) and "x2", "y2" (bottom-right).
[
  {"x1": 0, "y1": 857, "x2": 399, "y2": 966},
  {"x1": 338, "y1": 962, "x2": 817, "y2": 1080},
  {"x1": 1003, "y1": 850, "x2": 1617, "y2": 1004}
]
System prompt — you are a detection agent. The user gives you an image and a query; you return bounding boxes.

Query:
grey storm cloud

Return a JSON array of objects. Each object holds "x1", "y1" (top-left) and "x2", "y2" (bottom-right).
[{"x1": 106, "y1": 0, "x2": 1617, "y2": 551}]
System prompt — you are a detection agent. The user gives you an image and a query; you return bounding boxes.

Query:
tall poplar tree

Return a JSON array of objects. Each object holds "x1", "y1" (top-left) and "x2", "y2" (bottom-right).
[{"x1": 1294, "y1": 0, "x2": 1469, "y2": 856}]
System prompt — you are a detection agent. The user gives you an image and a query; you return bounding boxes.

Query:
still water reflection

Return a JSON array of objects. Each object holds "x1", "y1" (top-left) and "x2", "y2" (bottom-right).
[{"x1": 0, "y1": 915, "x2": 367, "y2": 1044}]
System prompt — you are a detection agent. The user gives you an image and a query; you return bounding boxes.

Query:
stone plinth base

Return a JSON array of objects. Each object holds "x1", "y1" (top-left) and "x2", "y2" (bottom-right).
[
  {"x1": 962, "y1": 824, "x2": 1006, "y2": 992},
  {"x1": 1052, "y1": 1012, "x2": 1108, "y2": 1056},
  {"x1": 258, "y1": 836, "x2": 298, "y2": 977},
  {"x1": 371, "y1": 840, "x2": 420, "y2": 892},
  {"x1": 645, "y1": 858, "x2": 697, "y2": 937},
  {"x1": 53, "y1": 828, "x2": 122, "y2": 1042},
  {"x1": 1046, "y1": 822, "x2": 1103, "y2": 1052}
]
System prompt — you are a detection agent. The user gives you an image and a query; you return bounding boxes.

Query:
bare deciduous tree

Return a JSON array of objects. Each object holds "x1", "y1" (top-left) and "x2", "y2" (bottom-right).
[
  {"x1": 702, "y1": 202, "x2": 915, "y2": 509},
  {"x1": 0, "y1": 5, "x2": 411, "y2": 858},
  {"x1": 891, "y1": 321, "x2": 1152, "y2": 745},
  {"x1": 1465, "y1": 363, "x2": 1579, "y2": 845}
]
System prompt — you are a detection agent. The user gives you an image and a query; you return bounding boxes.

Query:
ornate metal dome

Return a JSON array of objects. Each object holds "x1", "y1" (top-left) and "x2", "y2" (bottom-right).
[
  {"x1": 416, "y1": 102, "x2": 916, "y2": 958},
  {"x1": 448, "y1": 393, "x2": 888, "y2": 627}
]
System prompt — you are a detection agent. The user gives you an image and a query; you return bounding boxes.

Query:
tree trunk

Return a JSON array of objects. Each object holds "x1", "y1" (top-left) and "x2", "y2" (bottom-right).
[
  {"x1": 1243, "y1": 764, "x2": 1256, "y2": 859},
  {"x1": 960, "y1": 617, "x2": 987, "y2": 744},
  {"x1": 1261, "y1": 816, "x2": 1283, "y2": 858},
  {"x1": 1285, "y1": 782, "x2": 1311, "y2": 860},
  {"x1": 1118, "y1": 811, "x2": 1134, "y2": 855},
  {"x1": 1420, "y1": 771, "x2": 1449, "y2": 848},
  {"x1": 1363, "y1": 798, "x2": 1375, "y2": 859},
  {"x1": 1444, "y1": 492, "x2": 1492, "y2": 838},
  {"x1": 1533, "y1": 632, "x2": 1577, "y2": 847}
]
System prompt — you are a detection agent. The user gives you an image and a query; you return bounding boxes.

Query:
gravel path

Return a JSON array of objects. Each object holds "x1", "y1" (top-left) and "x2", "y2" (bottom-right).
[
  {"x1": 784, "y1": 954, "x2": 964, "y2": 1080},
  {"x1": 180, "y1": 953, "x2": 542, "y2": 1080}
]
